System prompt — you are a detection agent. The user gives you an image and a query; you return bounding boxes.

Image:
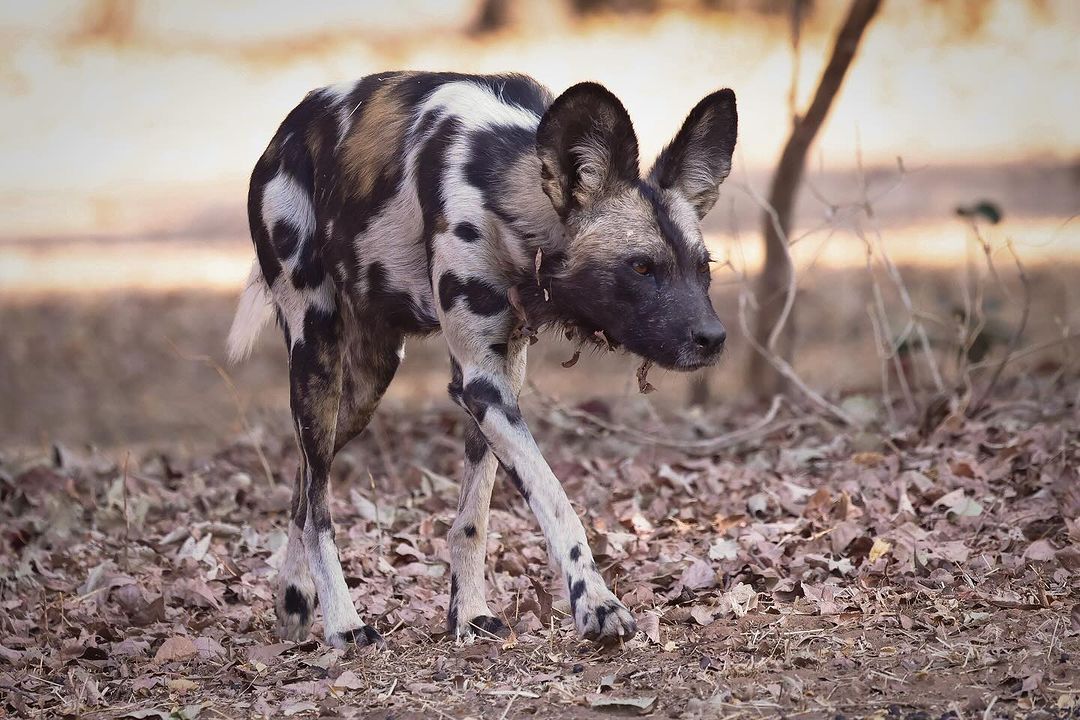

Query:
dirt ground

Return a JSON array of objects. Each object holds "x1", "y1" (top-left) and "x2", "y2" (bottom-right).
[{"x1": 1, "y1": 371, "x2": 1078, "y2": 718}]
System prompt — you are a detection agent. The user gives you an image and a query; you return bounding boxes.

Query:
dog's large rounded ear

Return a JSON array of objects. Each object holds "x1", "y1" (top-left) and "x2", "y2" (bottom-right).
[
  {"x1": 536, "y1": 82, "x2": 640, "y2": 218},
  {"x1": 648, "y1": 89, "x2": 737, "y2": 219}
]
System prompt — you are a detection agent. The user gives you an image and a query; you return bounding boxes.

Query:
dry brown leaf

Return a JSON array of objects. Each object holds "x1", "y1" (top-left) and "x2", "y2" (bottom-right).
[
  {"x1": 679, "y1": 558, "x2": 716, "y2": 591},
  {"x1": 166, "y1": 678, "x2": 198, "y2": 693},
  {"x1": 868, "y1": 538, "x2": 892, "y2": 563},
  {"x1": 585, "y1": 694, "x2": 657, "y2": 714},
  {"x1": 639, "y1": 613, "x2": 661, "y2": 644},
  {"x1": 153, "y1": 636, "x2": 196, "y2": 664},
  {"x1": 851, "y1": 451, "x2": 886, "y2": 467},
  {"x1": 636, "y1": 359, "x2": 656, "y2": 394}
]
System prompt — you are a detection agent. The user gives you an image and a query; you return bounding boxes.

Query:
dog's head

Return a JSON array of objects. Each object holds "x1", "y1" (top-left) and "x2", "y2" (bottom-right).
[{"x1": 536, "y1": 82, "x2": 737, "y2": 371}]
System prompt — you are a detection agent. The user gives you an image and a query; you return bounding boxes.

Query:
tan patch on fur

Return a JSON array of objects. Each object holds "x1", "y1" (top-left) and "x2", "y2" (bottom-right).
[
  {"x1": 434, "y1": 214, "x2": 449, "y2": 235},
  {"x1": 340, "y1": 79, "x2": 412, "y2": 201},
  {"x1": 567, "y1": 188, "x2": 672, "y2": 273},
  {"x1": 504, "y1": 153, "x2": 567, "y2": 252}
]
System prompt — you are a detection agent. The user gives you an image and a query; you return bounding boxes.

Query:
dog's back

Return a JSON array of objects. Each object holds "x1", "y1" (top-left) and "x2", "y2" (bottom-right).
[{"x1": 228, "y1": 72, "x2": 555, "y2": 362}]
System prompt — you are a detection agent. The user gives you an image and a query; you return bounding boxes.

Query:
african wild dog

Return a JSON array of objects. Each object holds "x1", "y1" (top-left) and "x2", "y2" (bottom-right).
[{"x1": 227, "y1": 72, "x2": 736, "y2": 648}]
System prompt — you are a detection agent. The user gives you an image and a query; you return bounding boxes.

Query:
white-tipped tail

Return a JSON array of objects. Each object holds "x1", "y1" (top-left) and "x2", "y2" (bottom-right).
[{"x1": 226, "y1": 262, "x2": 274, "y2": 364}]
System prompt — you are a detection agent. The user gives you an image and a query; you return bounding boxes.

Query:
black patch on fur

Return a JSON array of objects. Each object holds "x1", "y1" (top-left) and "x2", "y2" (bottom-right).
[
  {"x1": 464, "y1": 423, "x2": 488, "y2": 464},
  {"x1": 462, "y1": 377, "x2": 522, "y2": 426},
  {"x1": 414, "y1": 108, "x2": 445, "y2": 140},
  {"x1": 504, "y1": 464, "x2": 530, "y2": 503},
  {"x1": 569, "y1": 544, "x2": 582, "y2": 562},
  {"x1": 438, "y1": 272, "x2": 508, "y2": 317},
  {"x1": 488, "y1": 342, "x2": 508, "y2": 358},
  {"x1": 261, "y1": 94, "x2": 327, "y2": 290},
  {"x1": 337, "y1": 625, "x2": 384, "y2": 647},
  {"x1": 269, "y1": 219, "x2": 302, "y2": 261},
  {"x1": 284, "y1": 585, "x2": 310, "y2": 619},
  {"x1": 593, "y1": 604, "x2": 610, "y2": 633},
  {"x1": 468, "y1": 615, "x2": 511, "y2": 638},
  {"x1": 417, "y1": 116, "x2": 464, "y2": 267},
  {"x1": 288, "y1": 304, "x2": 341, "y2": 531},
  {"x1": 446, "y1": 573, "x2": 460, "y2": 632},
  {"x1": 447, "y1": 355, "x2": 465, "y2": 406},
  {"x1": 464, "y1": 124, "x2": 537, "y2": 227},
  {"x1": 437, "y1": 272, "x2": 462, "y2": 312},
  {"x1": 275, "y1": 307, "x2": 292, "y2": 350},
  {"x1": 463, "y1": 524, "x2": 477, "y2": 538},
  {"x1": 367, "y1": 261, "x2": 439, "y2": 332},
  {"x1": 454, "y1": 221, "x2": 482, "y2": 243},
  {"x1": 248, "y1": 154, "x2": 284, "y2": 288},
  {"x1": 479, "y1": 74, "x2": 552, "y2": 115},
  {"x1": 569, "y1": 578, "x2": 587, "y2": 615}
]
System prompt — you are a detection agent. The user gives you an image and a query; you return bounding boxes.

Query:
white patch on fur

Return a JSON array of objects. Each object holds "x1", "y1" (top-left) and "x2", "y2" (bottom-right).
[
  {"x1": 273, "y1": 274, "x2": 336, "y2": 350},
  {"x1": 304, "y1": 525, "x2": 364, "y2": 645},
  {"x1": 276, "y1": 523, "x2": 315, "y2": 641},
  {"x1": 449, "y1": 461, "x2": 498, "y2": 631},
  {"x1": 423, "y1": 81, "x2": 540, "y2": 131},
  {"x1": 319, "y1": 79, "x2": 359, "y2": 145},
  {"x1": 262, "y1": 168, "x2": 316, "y2": 251},
  {"x1": 349, "y1": 172, "x2": 430, "y2": 312},
  {"x1": 226, "y1": 262, "x2": 273, "y2": 364}
]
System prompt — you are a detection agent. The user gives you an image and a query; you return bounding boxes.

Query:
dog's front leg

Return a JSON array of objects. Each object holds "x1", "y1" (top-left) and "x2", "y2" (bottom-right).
[{"x1": 450, "y1": 345, "x2": 637, "y2": 644}]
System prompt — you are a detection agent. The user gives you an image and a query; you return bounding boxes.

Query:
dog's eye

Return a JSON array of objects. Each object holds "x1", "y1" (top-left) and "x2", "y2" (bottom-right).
[
  {"x1": 698, "y1": 260, "x2": 710, "y2": 274},
  {"x1": 632, "y1": 260, "x2": 653, "y2": 276}
]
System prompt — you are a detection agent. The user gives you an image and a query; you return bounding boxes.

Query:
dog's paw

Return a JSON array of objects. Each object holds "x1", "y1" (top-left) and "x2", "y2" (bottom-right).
[
  {"x1": 276, "y1": 583, "x2": 316, "y2": 642},
  {"x1": 570, "y1": 579, "x2": 637, "y2": 645},
  {"x1": 456, "y1": 615, "x2": 510, "y2": 640},
  {"x1": 329, "y1": 624, "x2": 385, "y2": 650}
]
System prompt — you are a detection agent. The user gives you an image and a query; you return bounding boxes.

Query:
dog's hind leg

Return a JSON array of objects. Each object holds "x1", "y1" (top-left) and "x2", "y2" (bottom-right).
[
  {"x1": 333, "y1": 312, "x2": 404, "y2": 455},
  {"x1": 445, "y1": 346, "x2": 526, "y2": 639},
  {"x1": 283, "y1": 294, "x2": 383, "y2": 648},
  {"x1": 276, "y1": 462, "x2": 317, "y2": 641}
]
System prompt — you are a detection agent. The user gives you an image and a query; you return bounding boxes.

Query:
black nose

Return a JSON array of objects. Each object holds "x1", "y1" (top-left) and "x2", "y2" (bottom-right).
[{"x1": 692, "y1": 323, "x2": 727, "y2": 354}]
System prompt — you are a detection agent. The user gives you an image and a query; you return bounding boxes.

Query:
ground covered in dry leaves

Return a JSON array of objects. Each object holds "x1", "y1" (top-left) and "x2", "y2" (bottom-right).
[{"x1": 2, "y1": 380, "x2": 1079, "y2": 719}]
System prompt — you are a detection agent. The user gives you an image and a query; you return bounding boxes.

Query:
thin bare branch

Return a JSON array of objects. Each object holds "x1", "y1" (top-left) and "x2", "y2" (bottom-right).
[
  {"x1": 968, "y1": 240, "x2": 1032, "y2": 417},
  {"x1": 165, "y1": 338, "x2": 276, "y2": 487}
]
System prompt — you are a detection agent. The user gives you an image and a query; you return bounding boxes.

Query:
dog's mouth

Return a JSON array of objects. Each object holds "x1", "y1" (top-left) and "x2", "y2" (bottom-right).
[
  {"x1": 567, "y1": 323, "x2": 725, "y2": 374},
  {"x1": 648, "y1": 342, "x2": 726, "y2": 373}
]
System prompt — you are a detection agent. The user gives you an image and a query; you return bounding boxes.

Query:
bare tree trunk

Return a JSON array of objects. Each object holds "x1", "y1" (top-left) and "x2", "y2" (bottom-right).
[
  {"x1": 748, "y1": 0, "x2": 882, "y2": 399},
  {"x1": 471, "y1": 0, "x2": 511, "y2": 34}
]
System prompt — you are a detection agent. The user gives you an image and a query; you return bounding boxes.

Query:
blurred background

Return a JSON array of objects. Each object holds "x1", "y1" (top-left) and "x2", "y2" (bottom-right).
[{"x1": 1, "y1": 0, "x2": 1077, "y2": 451}]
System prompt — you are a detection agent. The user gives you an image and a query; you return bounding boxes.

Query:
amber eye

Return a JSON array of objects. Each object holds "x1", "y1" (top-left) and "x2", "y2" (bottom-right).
[
  {"x1": 698, "y1": 260, "x2": 710, "y2": 274},
  {"x1": 632, "y1": 260, "x2": 653, "y2": 276}
]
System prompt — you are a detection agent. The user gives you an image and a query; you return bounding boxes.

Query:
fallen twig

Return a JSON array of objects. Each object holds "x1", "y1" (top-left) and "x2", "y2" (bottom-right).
[{"x1": 526, "y1": 380, "x2": 800, "y2": 455}]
